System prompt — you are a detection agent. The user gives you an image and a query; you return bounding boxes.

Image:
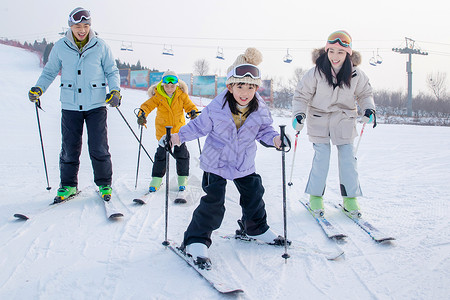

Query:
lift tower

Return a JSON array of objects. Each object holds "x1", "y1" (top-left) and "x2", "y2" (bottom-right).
[{"x1": 392, "y1": 38, "x2": 428, "y2": 117}]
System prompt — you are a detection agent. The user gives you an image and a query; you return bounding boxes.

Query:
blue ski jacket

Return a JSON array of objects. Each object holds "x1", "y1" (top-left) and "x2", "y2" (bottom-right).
[{"x1": 35, "y1": 29, "x2": 120, "y2": 111}]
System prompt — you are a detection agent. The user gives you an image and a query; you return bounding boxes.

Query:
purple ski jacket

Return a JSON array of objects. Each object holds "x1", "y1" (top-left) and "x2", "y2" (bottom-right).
[{"x1": 178, "y1": 89, "x2": 279, "y2": 180}]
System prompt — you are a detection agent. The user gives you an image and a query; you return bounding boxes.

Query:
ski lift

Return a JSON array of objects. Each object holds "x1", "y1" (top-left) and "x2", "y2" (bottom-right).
[
  {"x1": 369, "y1": 49, "x2": 383, "y2": 66},
  {"x1": 369, "y1": 52, "x2": 377, "y2": 66},
  {"x1": 216, "y1": 47, "x2": 225, "y2": 60},
  {"x1": 283, "y1": 49, "x2": 293, "y2": 63},
  {"x1": 121, "y1": 41, "x2": 133, "y2": 51},
  {"x1": 162, "y1": 44, "x2": 174, "y2": 56},
  {"x1": 375, "y1": 49, "x2": 383, "y2": 64}
]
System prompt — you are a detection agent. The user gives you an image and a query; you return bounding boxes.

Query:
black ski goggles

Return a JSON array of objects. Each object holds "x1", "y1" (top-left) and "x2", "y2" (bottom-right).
[
  {"x1": 227, "y1": 64, "x2": 260, "y2": 79},
  {"x1": 69, "y1": 9, "x2": 91, "y2": 24}
]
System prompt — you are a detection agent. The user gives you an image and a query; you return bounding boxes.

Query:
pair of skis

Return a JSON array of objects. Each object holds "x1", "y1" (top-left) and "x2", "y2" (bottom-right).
[
  {"x1": 299, "y1": 199, "x2": 395, "y2": 243},
  {"x1": 13, "y1": 190, "x2": 123, "y2": 220},
  {"x1": 132, "y1": 187, "x2": 188, "y2": 205}
]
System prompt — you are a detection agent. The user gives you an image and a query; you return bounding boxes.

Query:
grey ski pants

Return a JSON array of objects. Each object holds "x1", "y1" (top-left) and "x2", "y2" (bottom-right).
[{"x1": 305, "y1": 143, "x2": 362, "y2": 197}]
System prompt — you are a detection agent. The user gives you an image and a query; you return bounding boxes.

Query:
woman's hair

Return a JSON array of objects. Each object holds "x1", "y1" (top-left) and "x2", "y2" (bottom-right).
[
  {"x1": 223, "y1": 83, "x2": 259, "y2": 117},
  {"x1": 315, "y1": 51, "x2": 352, "y2": 88}
]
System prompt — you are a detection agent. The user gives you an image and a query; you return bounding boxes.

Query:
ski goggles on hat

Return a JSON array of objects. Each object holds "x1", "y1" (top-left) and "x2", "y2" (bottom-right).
[
  {"x1": 69, "y1": 9, "x2": 91, "y2": 24},
  {"x1": 162, "y1": 75, "x2": 178, "y2": 84},
  {"x1": 327, "y1": 31, "x2": 352, "y2": 48},
  {"x1": 227, "y1": 64, "x2": 261, "y2": 79}
]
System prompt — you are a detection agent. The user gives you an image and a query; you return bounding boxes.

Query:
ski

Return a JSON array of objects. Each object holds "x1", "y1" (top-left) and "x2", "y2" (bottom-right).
[
  {"x1": 220, "y1": 232, "x2": 344, "y2": 261},
  {"x1": 337, "y1": 204, "x2": 395, "y2": 243},
  {"x1": 174, "y1": 188, "x2": 187, "y2": 204},
  {"x1": 13, "y1": 191, "x2": 82, "y2": 220},
  {"x1": 166, "y1": 240, "x2": 244, "y2": 295},
  {"x1": 299, "y1": 199, "x2": 347, "y2": 240},
  {"x1": 97, "y1": 191, "x2": 124, "y2": 219}
]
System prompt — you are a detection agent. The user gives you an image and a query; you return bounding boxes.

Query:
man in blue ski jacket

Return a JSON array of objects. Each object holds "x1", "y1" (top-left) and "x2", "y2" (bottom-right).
[{"x1": 28, "y1": 7, "x2": 121, "y2": 201}]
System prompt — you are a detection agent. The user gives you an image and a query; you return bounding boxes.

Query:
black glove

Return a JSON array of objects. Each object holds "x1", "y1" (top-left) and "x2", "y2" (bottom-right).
[
  {"x1": 105, "y1": 90, "x2": 121, "y2": 107},
  {"x1": 28, "y1": 86, "x2": 43, "y2": 103},
  {"x1": 362, "y1": 109, "x2": 377, "y2": 128},
  {"x1": 187, "y1": 110, "x2": 199, "y2": 119},
  {"x1": 137, "y1": 110, "x2": 147, "y2": 126}
]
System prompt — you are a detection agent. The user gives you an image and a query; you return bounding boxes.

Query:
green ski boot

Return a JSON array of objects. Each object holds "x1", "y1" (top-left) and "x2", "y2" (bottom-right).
[
  {"x1": 55, "y1": 186, "x2": 77, "y2": 203},
  {"x1": 149, "y1": 177, "x2": 163, "y2": 192},
  {"x1": 99, "y1": 185, "x2": 112, "y2": 201},
  {"x1": 309, "y1": 195, "x2": 324, "y2": 216},
  {"x1": 343, "y1": 197, "x2": 361, "y2": 218},
  {"x1": 178, "y1": 176, "x2": 188, "y2": 191}
]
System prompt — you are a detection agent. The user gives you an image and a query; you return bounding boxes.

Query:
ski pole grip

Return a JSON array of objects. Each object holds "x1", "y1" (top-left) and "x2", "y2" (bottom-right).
[{"x1": 279, "y1": 125, "x2": 286, "y2": 148}]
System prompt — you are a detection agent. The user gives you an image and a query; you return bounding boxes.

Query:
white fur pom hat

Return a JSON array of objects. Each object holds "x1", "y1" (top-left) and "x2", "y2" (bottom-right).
[{"x1": 226, "y1": 47, "x2": 263, "y2": 86}]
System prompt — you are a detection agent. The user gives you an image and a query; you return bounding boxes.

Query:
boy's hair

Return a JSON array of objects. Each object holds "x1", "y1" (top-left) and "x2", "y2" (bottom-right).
[
  {"x1": 315, "y1": 51, "x2": 352, "y2": 89},
  {"x1": 223, "y1": 83, "x2": 259, "y2": 117}
]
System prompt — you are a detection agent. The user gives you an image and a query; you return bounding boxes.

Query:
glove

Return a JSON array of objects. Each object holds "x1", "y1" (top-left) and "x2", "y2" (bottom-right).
[
  {"x1": 105, "y1": 90, "x2": 121, "y2": 107},
  {"x1": 28, "y1": 86, "x2": 43, "y2": 103},
  {"x1": 274, "y1": 134, "x2": 291, "y2": 150},
  {"x1": 292, "y1": 113, "x2": 306, "y2": 131},
  {"x1": 137, "y1": 110, "x2": 147, "y2": 126},
  {"x1": 362, "y1": 109, "x2": 377, "y2": 128},
  {"x1": 188, "y1": 110, "x2": 199, "y2": 120}
]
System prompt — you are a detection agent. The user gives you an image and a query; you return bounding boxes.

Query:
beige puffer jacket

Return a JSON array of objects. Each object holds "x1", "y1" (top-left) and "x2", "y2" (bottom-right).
[{"x1": 292, "y1": 48, "x2": 375, "y2": 145}]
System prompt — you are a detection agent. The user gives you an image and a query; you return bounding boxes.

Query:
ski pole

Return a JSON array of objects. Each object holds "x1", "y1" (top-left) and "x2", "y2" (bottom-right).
[
  {"x1": 35, "y1": 101, "x2": 51, "y2": 191},
  {"x1": 134, "y1": 108, "x2": 145, "y2": 189},
  {"x1": 115, "y1": 107, "x2": 154, "y2": 163},
  {"x1": 354, "y1": 123, "x2": 366, "y2": 156},
  {"x1": 162, "y1": 126, "x2": 172, "y2": 247},
  {"x1": 287, "y1": 131, "x2": 299, "y2": 186},
  {"x1": 186, "y1": 110, "x2": 202, "y2": 154},
  {"x1": 134, "y1": 125, "x2": 144, "y2": 189},
  {"x1": 279, "y1": 125, "x2": 290, "y2": 261}
]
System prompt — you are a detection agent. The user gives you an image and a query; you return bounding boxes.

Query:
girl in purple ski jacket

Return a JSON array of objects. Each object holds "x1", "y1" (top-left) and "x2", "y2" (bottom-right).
[{"x1": 169, "y1": 48, "x2": 289, "y2": 267}]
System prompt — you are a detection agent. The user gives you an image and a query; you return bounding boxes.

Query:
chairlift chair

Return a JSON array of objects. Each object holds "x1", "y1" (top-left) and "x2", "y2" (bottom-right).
[
  {"x1": 376, "y1": 49, "x2": 383, "y2": 64},
  {"x1": 216, "y1": 47, "x2": 225, "y2": 60},
  {"x1": 369, "y1": 51, "x2": 377, "y2": 66},
  {"x1": 283, "y1": 49, "x2": 293, "y2": 63},
  {"x1": 120, "y1": 41, "x2": 127, "y2": 51},
  {"x1": 127, "y1": 42, "x2": 133, "y2": 52},
  {"x1": 162, "y1": 44, "x2": 174, "y2": 56}
]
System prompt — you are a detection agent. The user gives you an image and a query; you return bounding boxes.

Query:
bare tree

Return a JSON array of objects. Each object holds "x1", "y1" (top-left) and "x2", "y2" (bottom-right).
[
  {"x1": 193, "y1": 59, "x2": 210, "y2": 76},
  {"x1": 427, "y1": 72, "x2": 447, "y2": 101}
]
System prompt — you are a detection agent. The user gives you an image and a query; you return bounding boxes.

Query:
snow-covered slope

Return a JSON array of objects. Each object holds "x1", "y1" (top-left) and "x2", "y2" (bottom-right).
[{"x1": 0, "y1": 43, "x2": 449, "y2": 299}]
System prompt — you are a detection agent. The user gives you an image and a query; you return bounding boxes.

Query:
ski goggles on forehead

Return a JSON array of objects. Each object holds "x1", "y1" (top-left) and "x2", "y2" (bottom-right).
[
  {"x1": 327, "y1": 32, "x2": 352, "y2": 48},
  {"x1": 227, "y1": 64, "x2": 261, "y2": 79},
  {"x1": 162, "y1": 75, "x2": 178, "y2": 84},
  {"x1": 69, "y1": 9, "x2": 91, "y2": 24}
]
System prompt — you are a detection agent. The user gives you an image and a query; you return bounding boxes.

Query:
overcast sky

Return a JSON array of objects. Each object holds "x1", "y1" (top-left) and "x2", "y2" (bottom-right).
[{"x1": 2, "y1": 0, "x2": 449, "y2": 95}]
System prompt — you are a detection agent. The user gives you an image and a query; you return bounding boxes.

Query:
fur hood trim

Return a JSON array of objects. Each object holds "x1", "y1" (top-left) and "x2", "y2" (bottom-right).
[
  {"x1": 147, "y1": 79, "x2": 189, "y2": 97},
  {"x1": 312, "y1": 47, "x2": 361, "y2": 67}
]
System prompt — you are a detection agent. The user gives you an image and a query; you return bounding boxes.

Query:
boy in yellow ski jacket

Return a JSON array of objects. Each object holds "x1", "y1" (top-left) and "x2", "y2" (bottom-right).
[{"x1": 137, "y1": 70, "x2": 198, "y2": 192}]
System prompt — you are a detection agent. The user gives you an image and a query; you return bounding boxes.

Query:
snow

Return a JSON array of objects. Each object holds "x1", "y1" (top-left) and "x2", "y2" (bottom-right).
[{"x1": 1, "y1": 43, "x2": 449, "y2": 299}]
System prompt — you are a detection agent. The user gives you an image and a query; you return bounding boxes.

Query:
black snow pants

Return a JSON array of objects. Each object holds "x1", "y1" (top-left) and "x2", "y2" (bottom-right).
[
  {"x1": 59, "y1": 107, "x2": 112, "y2": 187},
  {"x1": 183, "y1": 172, "x2": 270, "y2": 247}
]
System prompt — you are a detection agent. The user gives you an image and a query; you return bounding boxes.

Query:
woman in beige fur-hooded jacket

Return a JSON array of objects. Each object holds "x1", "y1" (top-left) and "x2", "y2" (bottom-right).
[
  {"x1": 292, "y1": 47, "x2": 375, "y2": 145},
  {"x1": 291, "y1": 30, "x2": 376, "y2": 217}
]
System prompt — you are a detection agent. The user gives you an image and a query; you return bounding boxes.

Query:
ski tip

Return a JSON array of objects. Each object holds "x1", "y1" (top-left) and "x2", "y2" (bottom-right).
[
  {"x1": 174, "y1": 198, "x2": 187, "y2": 204},
  {"x1": 376, "y1": 237, "x2": 396, "y2": 243},
  {"x1": 109, "y1": 213, "x2": 124, "y2": 219},
  {"x1": 222, "y1": 289, "x2": 244, "y2": 295},
  {"x1": 133, "y1": 198, "x2": 146, "y2": 205},
  {"x1": 13, "y1": 213, "x2": 29, "y2": 220}
]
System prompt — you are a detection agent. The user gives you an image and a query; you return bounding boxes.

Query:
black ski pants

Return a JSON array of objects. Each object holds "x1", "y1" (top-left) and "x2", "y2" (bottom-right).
[
  {"x1": 183, "y1": 172, "x2": 270, "y2": 248},
  {"x1": 60, "y1": 107, "x2": 112, "y2": 187},
  {"x1": 152, "y1": 142, "x2": 189, "y2": 177}
]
